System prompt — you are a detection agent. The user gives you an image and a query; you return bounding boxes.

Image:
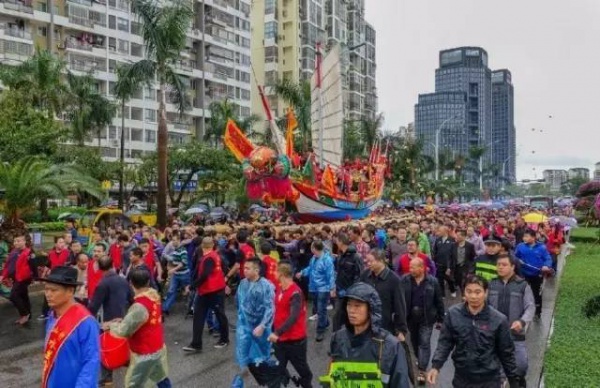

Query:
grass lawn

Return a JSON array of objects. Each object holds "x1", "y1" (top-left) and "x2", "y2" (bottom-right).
[
  {"x1": 570, "y1": 226, "x2": 599, "y2": 240},
  {"x1": 543, "y1": 238, "x2": 600, "y2": 386}
]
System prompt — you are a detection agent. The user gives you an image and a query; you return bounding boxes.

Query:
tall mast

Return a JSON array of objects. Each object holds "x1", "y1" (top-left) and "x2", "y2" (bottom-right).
[{"x1": 316, "y1": 43, "x2": 324, "y2": 169}]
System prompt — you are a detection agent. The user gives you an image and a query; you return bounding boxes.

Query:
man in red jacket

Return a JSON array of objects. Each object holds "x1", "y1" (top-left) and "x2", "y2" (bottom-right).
[
  {"x1": 268, "y1": 261, "x2": 313, "y2": 388},
  {"x1": 397, "y1": 240, "x2": 433, "y2": 276},
  {"x1": 0, "y1": 234, "x2": 33, "y2": 325},
  {"x1": 183, "y1": 237, "x2": 230, "y2": 353}
]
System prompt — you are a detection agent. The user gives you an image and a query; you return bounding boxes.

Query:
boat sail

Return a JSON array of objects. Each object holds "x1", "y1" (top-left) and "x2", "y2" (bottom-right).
[{"x1": 311, "y1": 44, "x2": 345, "y2": 169}]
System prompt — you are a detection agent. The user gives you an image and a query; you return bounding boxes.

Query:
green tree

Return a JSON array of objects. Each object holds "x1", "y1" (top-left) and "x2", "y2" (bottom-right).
[
  {"x1": 0, "y1": 49, "x2": 67, "y2": 118},
  {"x1": 561, "y1": 177, "x2": 590, "y2": 196},
  {"x1": 343, "y1": 120, "x2": 364, "y2": 160},
  {"x1": 204, "y1": 99, "x2": 261, "y2": 147},
  {"x1": 273, "y1": 78, "x2": 312, "y2": 151},
  {"x1": 114, "y1": 64, "x2": 138, "y2": 210},
  {"x1": 66, "y1": 72, "x2": 116, "y2": 146},
  {"x1": 0, "y1": 158, "x2": 103, "y2": 241},
  {"x1": 125, "y1": 0, "x2": 194, "y2": 227},
  {"x1": 360, "y1": 113, "x2": 384, "y2": 154},
  {"x1": 0, "y1": 89, "x2": 67, "y2": 162}
]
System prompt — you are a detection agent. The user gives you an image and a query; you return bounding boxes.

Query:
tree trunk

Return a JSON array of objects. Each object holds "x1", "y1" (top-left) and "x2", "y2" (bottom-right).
[
  {"x1": 40, "y1": 198, "x2": 49, "y2": 221},
  {"x1": 156, "y1": 82, "x2": 168, "y2": 228},
  {"x1": 118, "y1": 99, "x2": 126, "y2": 211}
]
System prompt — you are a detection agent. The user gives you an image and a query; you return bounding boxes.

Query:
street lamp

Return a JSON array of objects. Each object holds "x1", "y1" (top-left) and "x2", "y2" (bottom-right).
[{"x1": 435, "y1": 115, "x2": 461, "y2": 181}]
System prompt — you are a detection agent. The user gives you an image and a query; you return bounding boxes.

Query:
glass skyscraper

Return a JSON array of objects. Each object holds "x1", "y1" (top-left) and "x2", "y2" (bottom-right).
[
  {"x1": 415, "y1": 47, "x2": 515, "y2": 184},
  {"x1": 492, "y1": 70, "x2": 516, "y2": 183}
]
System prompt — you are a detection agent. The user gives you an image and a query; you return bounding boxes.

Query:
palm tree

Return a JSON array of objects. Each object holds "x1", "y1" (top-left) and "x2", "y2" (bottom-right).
[
  {"x1": 67, "y1": 72, "x2": 116, "y2": 146},
  {"x1": 360, "y1": 113, "x2": 384, "y2": 153},
  {"x1": 114, "y1": 64, "x2": 138, "y2": 210},
  {"x1": 0, "y1": 158, "x2": 104, "y2": 242},
  {"x1": 343, "y1": 120, "x2": 364, "y2": 160},
  {"x1": 204, "y1": 99, "x2": 260, "y2": 147},
  {"x1": 125, "y1": 0, "x2": 194, "y2": 227},
  {"x1": 0, "y1": 49, "x2": 67, "y2": 118},
  {"x1": 273, "y1": 78, "x2": 311, "y2": 151}
]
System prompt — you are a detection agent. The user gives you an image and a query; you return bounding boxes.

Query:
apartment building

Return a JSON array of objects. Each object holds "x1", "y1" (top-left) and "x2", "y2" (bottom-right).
[
  {"x1": 0, "y1": 0, "x2": 252, "y2": 161},
  {"x1": 250, "y1": 0, "x2": 377, "y2": 123}
]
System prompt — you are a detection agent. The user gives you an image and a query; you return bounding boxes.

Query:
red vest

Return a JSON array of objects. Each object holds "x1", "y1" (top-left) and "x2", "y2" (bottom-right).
[
  {"x1": 87, "y1": 260, "x2": 103, "y2": 300},
  {"x1": 143, "y1": 250, "x2": 156, "y2": 274},
  {"x1": 2, "y1": 248, "x2": 32, "y2": 282},
  {"x1": 239, "y1": 243, "x2": 255, "y2": 279},
  {"x1": 48, "y1": 249, "x2": 69, "y2": 268},
  {"x1": 197, "y1": 251, "x2": 226, "y2": 295},
  {"x1": 398, "y1": 253, "x2": 430, "y2": 276},
  {"x1": 274, "y1": 282, "x2": 307, "y2": 342},
  {"x1": 262, "y1": 256, "x2": 279, "y2": 293},
  {"x1": 108, "y1": 244, "x2": 122, "y2": 271},
  {"x1": 129, "y1": 295, "x2": 164, "y2": 355}
]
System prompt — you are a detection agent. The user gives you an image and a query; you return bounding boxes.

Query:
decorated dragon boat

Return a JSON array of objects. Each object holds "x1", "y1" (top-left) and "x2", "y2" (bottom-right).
[{"x1": 224, "y1": 44, "x2": 388, "y2": 223}]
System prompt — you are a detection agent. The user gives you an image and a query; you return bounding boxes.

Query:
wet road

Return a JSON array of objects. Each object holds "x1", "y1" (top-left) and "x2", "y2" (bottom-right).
[{"x1": 0, "y1": 269, "x2": 560, "y2": 388}]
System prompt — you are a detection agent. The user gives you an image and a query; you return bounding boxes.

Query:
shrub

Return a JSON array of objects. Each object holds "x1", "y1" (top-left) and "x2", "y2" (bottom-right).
[
  {"x1": 543, "y1": 239, "x2": 600, "y2": 386},
  {"x1": 27, "y1": 222, "x2": 67, "y2": 232}
]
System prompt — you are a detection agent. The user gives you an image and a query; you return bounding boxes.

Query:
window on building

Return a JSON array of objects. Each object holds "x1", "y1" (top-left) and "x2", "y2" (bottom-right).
[
  {"x1": 145, "y1": 130, "x2": 156, "y2": 143},
  {"x1": 130, "y1": 128, "x2": 143, "y2": 141},
  {"x1": 117, "y1": 17, "x2": 129, "y2": 32},
  {"x1": 131, "y1": 107, "x2": 143, "y2": 121},
  {"x1": 108, "y1": 15, "x2": 116, "y2": 29},
  {"x1": 145, "y1": 109, "x2": 156, "y2": 122},
  {"x1": 265, "y1": 0, "x2": 276, "y2": 14},
  {"x1": 264, "y1": 21, "x2": 277, "y2": 40}
]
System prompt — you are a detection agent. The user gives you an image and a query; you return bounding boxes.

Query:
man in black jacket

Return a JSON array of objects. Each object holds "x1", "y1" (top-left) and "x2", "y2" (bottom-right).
[
  {"x1": 400, "y1": 257, "x2": 444, "y2": 384},
  {"x1": 427, "y1": 275, "x2": 521, "y2": 388},
  {"x1": 431, "y1": 225, "x2": 457, "y2": 297},
  {"x1": 454, "y1": 229, "x2": 477, "y2": 293},
  {"x1": 359, "y1": 249, "x2": 407, "y2": 341}
]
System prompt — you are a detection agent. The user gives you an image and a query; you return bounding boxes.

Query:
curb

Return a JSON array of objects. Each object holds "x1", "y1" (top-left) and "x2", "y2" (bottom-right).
[{"x1": 534, "y1": 246, "x2": 570, "y2": 388}]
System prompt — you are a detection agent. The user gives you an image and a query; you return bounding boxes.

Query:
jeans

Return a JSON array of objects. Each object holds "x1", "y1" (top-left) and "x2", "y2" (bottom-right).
[
  {"x1": 310, "y1": 292, "x2": 317, "y2": 315},
  {"x1": 190, "y1": 291, "x2": 229, "y2": 349},
  {"x1": 207, "y1": 309, "x2": 219, "y2": 331},
  {"x1": 274, "y1": 338, "x2": 313, "y2": 388},
  {"x1": 408, "y1": 319, "x2": 434, "y2": 371},
  {"x1": 315, "y1": 292, "x2": 330, "y2": 334},
  {"x1": 162, "y1": 273, "x2": 189, "y2": 313},
  {"x1": 514, "y1": 340, "x2": 528, "y2": 377},
  {"x1": 9, "y1": 280, "x2": 31, "y2": 317}
]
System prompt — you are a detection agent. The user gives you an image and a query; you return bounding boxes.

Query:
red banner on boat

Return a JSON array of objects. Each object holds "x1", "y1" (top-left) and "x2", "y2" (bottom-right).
[{"x1": 223, "y1": 119, "x2": 255, "y2": 162}]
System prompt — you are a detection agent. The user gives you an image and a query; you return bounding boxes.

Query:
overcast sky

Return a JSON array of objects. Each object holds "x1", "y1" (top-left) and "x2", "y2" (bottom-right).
[{"x1": 365, "y1": 0, "x2": 600, "y2": 180}]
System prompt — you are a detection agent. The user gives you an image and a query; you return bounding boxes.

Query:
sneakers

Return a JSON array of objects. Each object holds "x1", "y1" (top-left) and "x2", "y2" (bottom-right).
[
  {"x1": 326, "y1": 304, "x2": 334, "y2": 311},
  {"x1": 316, "y1": 333, "x2": 325, "y2": 342},
  {"x1": 308, "y1": 314, "x2": 318, "y2": 321},
  {"x1": 214, "y1": 341, "x2": 229, "y2": 349},
  {"x1": 37, "y1": 314, "x2": 48, "y2": 321},
  {"x1": 450, "y1": 292, "x2": 457, "y2": 298},
  {"x1": 182, "y1": 345, "x2": 202, "y2": 353}
]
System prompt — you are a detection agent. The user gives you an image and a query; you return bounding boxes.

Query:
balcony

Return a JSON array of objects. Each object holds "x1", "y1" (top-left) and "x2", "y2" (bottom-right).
[
  {"x1": 69, "y1": 15, "x2": 93, "y2": 28},
  {"x1": 3, "y1": 0, "x2": 33, "y2": 14},
  {"x1": 68, "y1": 0, "x2": 92, "y2": 7},
  {"x1": 173, "y1": 59, "x2": 196, "y2": 72},
  {"x1": 1, "y1": 25, "x2": 32, "y2": 40},
  {"x1": 64, "y1": 37, "x2": 93, "y2": 51}
]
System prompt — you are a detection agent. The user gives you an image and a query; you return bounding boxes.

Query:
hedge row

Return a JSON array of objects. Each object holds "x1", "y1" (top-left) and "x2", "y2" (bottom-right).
[
  {"x1": 28, "y1": 222, "x2": 67, "y2": 232},
  {"x1": 543, "y1": 236, "x2": 600, "y2": 386},
  {"x1": 22, "y1": 207, "x2": 87, "y2": 223}
]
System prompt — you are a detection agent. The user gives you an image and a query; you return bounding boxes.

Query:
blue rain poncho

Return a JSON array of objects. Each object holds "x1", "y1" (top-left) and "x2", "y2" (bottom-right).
[{"x1": 235, "y1": 277, "x2": 275, "y2": 368}]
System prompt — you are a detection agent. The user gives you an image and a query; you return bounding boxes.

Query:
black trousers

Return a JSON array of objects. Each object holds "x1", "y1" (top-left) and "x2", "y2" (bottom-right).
[
  {"x1": 453, "y1": 374, "x2": 502, "y2": 388},
  {"x1": 454, "y1": 264, "x2": 470, "y2": 294},
  {"x1": 525, "y1": 275, "x2": 543, "y2": 315},
  {"x1": 249, "y1": 362, "x2": 289, "y2": 388},
  {"x1": 436, "y1": 265, "x2": 455, "y2": 296},
  {"x1": 190, "y1": 290, "x2": 229, "y2": 349},
  {"x1": 274, "y1": 338, "x2": 313, "y2": 388},
  {"x1": 10, "y1": 280, "x2": 31, "y2": 317}
]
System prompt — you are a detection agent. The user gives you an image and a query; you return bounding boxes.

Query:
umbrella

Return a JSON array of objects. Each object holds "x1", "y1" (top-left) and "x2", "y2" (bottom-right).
[
  {"x1": 185, "y1": 207, "x2": 207, "y2": 216},
  {"x1": 523, "y1": 213, "x2": 547, "y2": 224},
  {"x1": 554, "y1": 216, "x2": 578, "y2": 228},
  {"x1": 57, "y1": 212, "x2": 81, "y2": 221}
]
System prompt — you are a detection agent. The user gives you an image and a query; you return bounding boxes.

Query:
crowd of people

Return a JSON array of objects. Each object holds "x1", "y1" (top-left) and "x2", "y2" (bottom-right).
[{"x1": 0, "y1": 203, "x2": 573, "y2": 387}]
